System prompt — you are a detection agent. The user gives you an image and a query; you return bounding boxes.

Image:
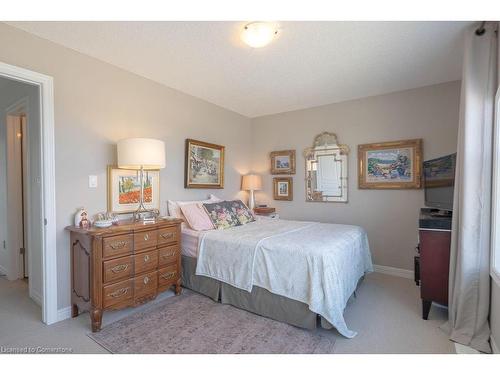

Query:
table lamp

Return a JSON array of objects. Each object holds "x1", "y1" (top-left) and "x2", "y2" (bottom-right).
[
  {"x1": 241, "y1": 174, "x2": 262, "y2": 210},
  {"x1": 117, "y1": 138, "x2": 165, "y2": 221}
]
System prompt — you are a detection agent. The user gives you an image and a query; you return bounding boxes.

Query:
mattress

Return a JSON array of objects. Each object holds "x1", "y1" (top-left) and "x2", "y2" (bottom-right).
[{"x1": 181, "y1": 227, "x2": 204, "y2": 258}]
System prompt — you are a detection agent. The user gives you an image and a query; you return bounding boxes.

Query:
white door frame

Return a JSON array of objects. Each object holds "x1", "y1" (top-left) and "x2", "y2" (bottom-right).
[{"x1": 0, "y1": 61, "x2": 57, "y2": 325}]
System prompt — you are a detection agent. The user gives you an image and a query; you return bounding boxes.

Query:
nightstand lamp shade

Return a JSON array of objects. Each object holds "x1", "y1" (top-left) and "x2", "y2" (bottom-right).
[
  {"x1": 242, "y1": 174, "x2": 262, "y2": 210},
  {"x1": 117, "y1": 138, "x2": 166, "y2": 221},
  {"x1": 117, "y1": 138, "x2": 166, "y2": 170}
]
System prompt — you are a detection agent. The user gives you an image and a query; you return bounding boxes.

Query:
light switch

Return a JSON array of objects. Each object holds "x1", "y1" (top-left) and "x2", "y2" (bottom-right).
[{"x1": 88, "y1": 175, "x2": 98, "y2": 188}]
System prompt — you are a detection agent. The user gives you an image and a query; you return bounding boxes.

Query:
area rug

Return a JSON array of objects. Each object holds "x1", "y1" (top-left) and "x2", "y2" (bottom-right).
[{"x1": 88, "y1": 290, "x2": 336, "y2": 354}]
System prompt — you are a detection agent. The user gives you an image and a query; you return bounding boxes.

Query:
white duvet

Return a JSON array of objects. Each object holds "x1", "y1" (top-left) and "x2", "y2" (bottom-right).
[{"x1": 195, "y1": 218, "x2": 373, "y2": 338}]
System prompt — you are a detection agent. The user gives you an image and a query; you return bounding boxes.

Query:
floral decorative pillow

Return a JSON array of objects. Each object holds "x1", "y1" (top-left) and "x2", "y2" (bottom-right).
[
  {"x1": 203, "y1": 201, "x2": 241, "y2": 230},
  {"x1": 229, "y1": 200, "x2": 255, "y2": 225}
]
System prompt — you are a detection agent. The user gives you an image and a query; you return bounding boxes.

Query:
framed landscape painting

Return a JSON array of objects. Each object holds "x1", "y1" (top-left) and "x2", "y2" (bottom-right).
[
  {"x1": 358, "y1": 139, "x2": 422, "y2": 189},
  {"x1": 270, "y1": 150, "x2": 296, "y2": 175},
  {"x1": 185, "y1": 139, "x2": 225, "y2": 189},
  {"x1": 107, "y1": 165, "x2": 160, "y2": 213},
  {"x1": 273, "y1": 177, "x2": 293, "y2": 201}
]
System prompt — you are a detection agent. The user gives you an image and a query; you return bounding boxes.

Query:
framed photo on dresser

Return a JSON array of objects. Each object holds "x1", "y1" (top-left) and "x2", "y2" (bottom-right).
[{"x1": 107, "y1": 165, "x2": 160, "y2": 213}]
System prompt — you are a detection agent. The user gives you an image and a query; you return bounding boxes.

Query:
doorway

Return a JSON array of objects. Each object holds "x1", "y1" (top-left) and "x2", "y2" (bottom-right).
[
  {"x1": 6, "y1": 111, "x2": 29, "y2": 281},
  {"x1": 0, "y1": 61, "x2": 57, "y2": 325}
]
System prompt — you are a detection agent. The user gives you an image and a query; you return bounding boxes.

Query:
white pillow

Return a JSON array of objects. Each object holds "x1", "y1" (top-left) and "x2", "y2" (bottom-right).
[{"x1": 167, "y1": 194, "x2": 222, "y2": 220}]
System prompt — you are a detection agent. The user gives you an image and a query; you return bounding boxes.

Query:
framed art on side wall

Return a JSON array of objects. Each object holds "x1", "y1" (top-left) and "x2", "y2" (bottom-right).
[
  {"x1": 358, "y1": 138, "x2": 423, "y2": 189},
  {"x1": 107, "y1": 165, "x2": 160, "y2": 213},
  {"x1": 185, "y1": 139, "x2": 225, "y2": 189},
  {"x1": 273, "y1": 177, "x2": 293, "y2": 201},
  {"x1": 270, "y1": 150, "x2": 296, "y2": 175}
]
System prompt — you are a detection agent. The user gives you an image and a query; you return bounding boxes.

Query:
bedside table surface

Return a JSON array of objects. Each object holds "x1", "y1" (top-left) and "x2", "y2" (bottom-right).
[{"x1": 253, "y1": 207, "x2": 276, "y2": 214}]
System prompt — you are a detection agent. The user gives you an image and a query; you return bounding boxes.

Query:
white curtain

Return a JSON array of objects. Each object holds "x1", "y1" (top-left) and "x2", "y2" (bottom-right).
[{"x1": 444, "y1": 23, "x2": 498, "y2": 353}]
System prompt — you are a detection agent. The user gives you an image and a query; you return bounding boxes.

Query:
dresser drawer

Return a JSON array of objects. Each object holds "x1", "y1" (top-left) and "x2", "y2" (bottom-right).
[
  {"x1": 103, "y1": 255, "x2": 134, "y2": 284},
  {"x1": 134, "y1": 270, "x2": 158, "y2": 299},
  {"x1": 158, "y1": 226, "x2": 179, "y2": 246},
  {"x1": 158, "y1": 245, "x2": 179, "y2": 267},
  {"x1": 158, "y1": 264, "x2": 179, "y2": 288},
  {"x1": 134, "y1": 229, "x2": 158, "y2": 251},
  {"x1": 134, "y1": 249, "x2": 158, "y2": 275},
  {"x1": 103, "y1": 279, "x2": 133, "y2": 308},
  {"x1": 103, "y1": 234, "x2": 134, "y2": 259}
]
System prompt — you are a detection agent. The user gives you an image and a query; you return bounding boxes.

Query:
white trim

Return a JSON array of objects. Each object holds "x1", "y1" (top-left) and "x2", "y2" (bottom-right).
[
  {"x1": 491, "y1": 335, "x2": 500, "y2": 354},
  {"x1": 0, "y1": 61, "x2": 57, "y2": 325},
  {"x1": 57, "y1": 306, "x2": 72, "y2": 322},
  {"x1": 454, "y1": 343, "x2": 480, "y2": 354},
  {"x1": 492, "y1": 269, "x2": 500, "y2": 287},
  {"x1": 30, "y1": 289, "x2": 42, "y2": 307},
  {"x1": 373, "y1": 264, "x2": 413, "y2": 279},
  {"x1": 491, "y1": 87, "x2": 500, "y2": 286}
]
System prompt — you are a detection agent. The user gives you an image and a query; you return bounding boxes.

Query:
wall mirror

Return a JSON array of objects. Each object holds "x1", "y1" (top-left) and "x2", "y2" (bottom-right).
[{"x1": 304, "y1": 132, "x2": 349, "y2": 203}]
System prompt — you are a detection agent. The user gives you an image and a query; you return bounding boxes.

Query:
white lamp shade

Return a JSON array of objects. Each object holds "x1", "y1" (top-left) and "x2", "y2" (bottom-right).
[
  {"x1": 242, "y1": 174, "x2": 262, "y2": 191},
  {"x1": 117, "y1": 138, "x2": 166, "y2": 170}
]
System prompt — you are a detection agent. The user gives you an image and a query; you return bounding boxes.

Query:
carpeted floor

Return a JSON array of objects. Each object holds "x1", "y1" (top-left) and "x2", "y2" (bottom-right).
[
  {"x1": 0, "y1": 272, "x2": 456, "y2": 353},
  {"x1": 88, "y1": 290, "x2": 336, "y2": 354}
]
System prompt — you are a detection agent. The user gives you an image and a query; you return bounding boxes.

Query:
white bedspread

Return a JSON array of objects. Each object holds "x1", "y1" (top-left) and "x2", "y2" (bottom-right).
[{"x1": 195, "y1": 219, "x2": 373, "y2": 338}]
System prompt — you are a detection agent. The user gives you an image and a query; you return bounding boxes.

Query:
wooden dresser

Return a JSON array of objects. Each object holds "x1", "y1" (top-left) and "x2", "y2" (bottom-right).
[{"x1": 66, "y1": 218, "x2": 183, "y2": 332}]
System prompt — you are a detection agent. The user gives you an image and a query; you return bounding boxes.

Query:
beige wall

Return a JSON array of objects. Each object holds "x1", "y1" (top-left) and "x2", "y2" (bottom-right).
[
  {"x1": 0, "y1": 23, "x2": 253, "y2": 309},
  {"x1": 251, "y1": 81, "x2": 460, "y2": 271},
  {"x1": 0, "y1": 22, "x2": 462, "y2": 315}
]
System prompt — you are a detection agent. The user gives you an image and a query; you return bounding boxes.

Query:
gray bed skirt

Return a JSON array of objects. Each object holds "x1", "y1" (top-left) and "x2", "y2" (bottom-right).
[{"x1": 181, "y1": 255, "x2": 354, "y2": 330}]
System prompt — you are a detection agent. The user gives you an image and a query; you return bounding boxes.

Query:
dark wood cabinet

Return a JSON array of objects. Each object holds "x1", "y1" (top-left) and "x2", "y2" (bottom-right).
[
  {"x1": 418, "y1": 209, "x2": 452, "y2": 320},
  {"x1": 66, "y1": 218, "x2": 183, "y2": 332}
]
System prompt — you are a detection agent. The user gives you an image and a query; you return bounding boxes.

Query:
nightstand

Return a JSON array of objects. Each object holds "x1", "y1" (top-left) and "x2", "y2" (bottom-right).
[{"x1": 253, "y1": 207, "x2": 279, "y2": 219}]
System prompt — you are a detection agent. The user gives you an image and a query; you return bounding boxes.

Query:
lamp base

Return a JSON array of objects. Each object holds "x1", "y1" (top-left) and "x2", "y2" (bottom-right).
[
  {"x1": 132, "y1": 207, "x2": 159, "y2": 222},
  {"x1": 248, "y1": 190, "x2": 256, "y2": 210}
]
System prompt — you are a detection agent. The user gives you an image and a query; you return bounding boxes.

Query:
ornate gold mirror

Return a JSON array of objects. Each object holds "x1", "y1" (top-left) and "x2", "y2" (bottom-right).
[{"x1": 304, "y1": 132, "x2": 349, "y2": 203}]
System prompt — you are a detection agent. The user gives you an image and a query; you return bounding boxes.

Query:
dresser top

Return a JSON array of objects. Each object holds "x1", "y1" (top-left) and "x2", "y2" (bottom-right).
[{"x1": 66, "y1": 218, "x2": 183, "y2": 236}]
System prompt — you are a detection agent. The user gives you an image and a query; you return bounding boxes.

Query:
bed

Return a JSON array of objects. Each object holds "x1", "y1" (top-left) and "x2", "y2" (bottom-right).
[{"x1": 179, "y1": 216, "x2": 373, "y2": 338}]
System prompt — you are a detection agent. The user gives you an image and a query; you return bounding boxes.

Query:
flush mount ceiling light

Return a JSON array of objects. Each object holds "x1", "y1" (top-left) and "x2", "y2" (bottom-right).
[{"x1": 241, "y1": 22, "x2": 279, "y2": 48}]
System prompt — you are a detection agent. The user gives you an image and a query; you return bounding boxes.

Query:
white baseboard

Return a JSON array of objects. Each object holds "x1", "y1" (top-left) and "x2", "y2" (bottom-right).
[
  {"x1": 491, "y1": 335, "x2": 500, "y2": 354},
  {"x1": 455, "y1": 343, "x2": 480, "y2": 354},
  {"x1": 57, "y1": 306, "x2": 72, "y2": 322},
  {"x1": 373, "y1": 264, "x2": 413, "y2": 279},
  {"x1": 30, "y1": 289, "x2": 42, "y2": 307}
]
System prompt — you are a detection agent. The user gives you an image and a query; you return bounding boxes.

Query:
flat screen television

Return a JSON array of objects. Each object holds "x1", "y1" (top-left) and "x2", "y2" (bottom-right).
[{"x1": 423, "y1": 153, "x2": 456, "y2": 211}]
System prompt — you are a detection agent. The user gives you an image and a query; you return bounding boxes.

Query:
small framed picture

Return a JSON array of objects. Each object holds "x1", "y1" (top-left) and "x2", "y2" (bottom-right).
[
  {"x1": 273, "y1": 177, "x2": 293, "y2": 201},
  {"x1": 107, "y1": 165, "x2": 160, "y2": 213},
  {"x1": 270, "y1": 150, "x2": 296, "y2": 175}
]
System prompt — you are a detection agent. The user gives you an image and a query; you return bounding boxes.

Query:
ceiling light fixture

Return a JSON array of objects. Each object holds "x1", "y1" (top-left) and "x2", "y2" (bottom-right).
[{"x1": 241, "y1": 22, "x2": 279, "y2": 48}]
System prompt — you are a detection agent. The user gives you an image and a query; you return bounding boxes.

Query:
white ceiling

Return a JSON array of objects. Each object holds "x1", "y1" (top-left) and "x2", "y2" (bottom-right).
[{"x1": 7, "y1": 21, "x2": 470, "y2": 118}]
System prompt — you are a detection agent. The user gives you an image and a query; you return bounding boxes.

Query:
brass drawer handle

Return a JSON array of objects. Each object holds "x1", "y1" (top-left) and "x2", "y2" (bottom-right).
[
  {"x1": 143, "y1": 276, "x2": 150, "y2": 284},
  {"x1": 161, "y1": 251, "x2": 176, "y2": 259},
  {"x1": 107, "y1": 287, "x2": 129, "y2": 298},
  {"x1": 161, "y1": 271, "x2": 176, "y2": 280},
  {"x1": 110, "y1": 241, "x2": 127, "y2": 250},
  {"x1": 144, "y1": 254, "x2": 150, "y2": 262},
  {"x1": 144, "y1": 233, "x2": 150, "y2": 241},
  {"x1": 161, "y1": 232, "x2": 174, "y2": 240},
  {"x1": 110, "y1": 264, "x2": 129, "y2": 273}
]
